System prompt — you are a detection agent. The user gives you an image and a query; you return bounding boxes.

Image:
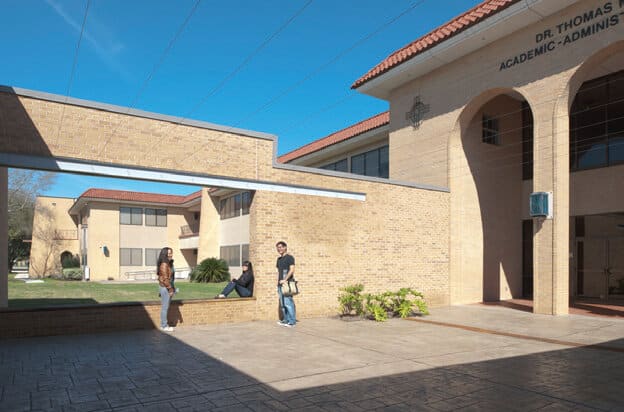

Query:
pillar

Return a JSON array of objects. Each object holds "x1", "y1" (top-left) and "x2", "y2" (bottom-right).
[
  {"x1": 0, "y1": 167, "x2": 8, "y2": 308},
  {"x1": 532, "y1": 103, "x2": 569, "y2": 315}
]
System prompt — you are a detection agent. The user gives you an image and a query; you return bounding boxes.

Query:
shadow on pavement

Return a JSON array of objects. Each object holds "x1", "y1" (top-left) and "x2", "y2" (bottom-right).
[{"x1": 0, "y1": 320, "x2": 623, "y2": 411}]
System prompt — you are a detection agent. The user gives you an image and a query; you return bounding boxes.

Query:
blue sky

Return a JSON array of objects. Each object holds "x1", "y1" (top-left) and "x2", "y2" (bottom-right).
[{"x1": 3, "y1": 0, "x2": 482, "y2": 197}]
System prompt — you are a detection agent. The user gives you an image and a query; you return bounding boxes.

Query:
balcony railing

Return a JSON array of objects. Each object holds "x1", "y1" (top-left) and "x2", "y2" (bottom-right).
[{"x1": 180, "y1": 224, "x2": 199, "y2": 237}]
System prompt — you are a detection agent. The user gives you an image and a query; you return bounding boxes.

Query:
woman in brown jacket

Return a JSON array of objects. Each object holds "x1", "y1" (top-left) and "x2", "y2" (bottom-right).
[{"x1": 157, "y1": 247, "x2": 175, "y2": 332}]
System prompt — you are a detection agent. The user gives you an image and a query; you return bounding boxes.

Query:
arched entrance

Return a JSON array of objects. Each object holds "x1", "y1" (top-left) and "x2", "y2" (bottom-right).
[{"x1": 450, "y1": 88, "x2": 535, "y2": 305}]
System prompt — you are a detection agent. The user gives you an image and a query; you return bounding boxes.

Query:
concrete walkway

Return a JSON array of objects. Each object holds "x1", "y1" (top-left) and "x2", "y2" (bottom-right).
[{"x1": 1, "y1": 305, "x2": 623, "y2": 411}]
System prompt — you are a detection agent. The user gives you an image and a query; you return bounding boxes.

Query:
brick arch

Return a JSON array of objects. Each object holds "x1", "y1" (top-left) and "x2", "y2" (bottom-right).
[{"x1": 449, "y1": 87, "x2": 535, "y2": 305}]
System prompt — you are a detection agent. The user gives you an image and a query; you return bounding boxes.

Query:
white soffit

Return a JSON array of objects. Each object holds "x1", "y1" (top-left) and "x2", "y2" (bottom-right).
[
  {"x1": 357, "y1": 0, "x2": 578, "y2": 99},
  {"x1": 0, "y1": 153, "x2": 366, "y2": 201}
]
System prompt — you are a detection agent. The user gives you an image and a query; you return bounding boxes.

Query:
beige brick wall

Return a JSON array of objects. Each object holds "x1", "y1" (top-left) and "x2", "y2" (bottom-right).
[
  {"x1": 0, "y1": 90, "x2": 452, "y2": 322},
  {"x1": 0, "y1": 298, "x2": 258, "y2": 339},
  {"x1": 248, "y1": 177, "x2": 450, "y2": 319}
]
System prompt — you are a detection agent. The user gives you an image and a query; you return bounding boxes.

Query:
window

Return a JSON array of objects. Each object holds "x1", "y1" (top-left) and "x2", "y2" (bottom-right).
[
  {"x1": 482, "y1": 114, "x2": 500, "y2": 145},
  {"x1": 120, "y1": 248, "x2": 142, "y2": 266},
  {"x1": 145, "y1": 208, "x2": 167, "y2": 226},
  {"x1": 241, "y1": 244, "x2": 249, "y2": 262},
  {"x1": 522, "y1": 102, "x2": 534, "y2": 180},
  {"x1": 220, "y1": 245, "x2": 241, "y2": 267},
  {"x1": 220, "y1": 244, "x2": 249, "y2": 267},
  {"x1": 120, "y1": 207, "x2": 142, "y2": 225},
  {"x1": 571, "y1": 70, "x2": 624, "y2": 170},
  {"x1": 145, "y1": 248, "x2": 161, "y2": 266},
  {"x1": 350, "y1": 146, "x2": 389, "y2": 178},
  {"x1": 220, "y1": 192, "x2": 253, "y2": 219},
  {"x1": 242, "y1": 192, "x2": 252, "y2": 215},
  {"x1": 321, "y1": 158, "x2": 348, "y2": 172}
]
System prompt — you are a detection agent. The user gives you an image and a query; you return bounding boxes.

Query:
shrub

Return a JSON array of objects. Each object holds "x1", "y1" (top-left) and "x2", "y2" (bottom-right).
[
  {"x1": 48, "y1": 268, "x2": 83, "y2": 281},
  {"x1": 338, "y1": 285, "x2": 429, "y2": 322},
  {"x1": 190, "y1": 258, "x2": 230, "y2": 283},
  {"x1": 61, "y1": 254, "x2": 80, "y2": 268},
  {"x1": 61, "y1": 268, "x2": 83, "y2": 281},
  {"x1": 338, "y1": 284, "x2": 365, "y2": 316}
]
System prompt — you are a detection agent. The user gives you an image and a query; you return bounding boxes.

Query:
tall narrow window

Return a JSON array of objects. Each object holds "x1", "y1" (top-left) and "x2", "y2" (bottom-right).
[
  {"x1": 482, "y1": 114, "x2": 500, "y2": 145},
  {"x1": 522, "y1": 102, "x2": 534, "y2": 180}
]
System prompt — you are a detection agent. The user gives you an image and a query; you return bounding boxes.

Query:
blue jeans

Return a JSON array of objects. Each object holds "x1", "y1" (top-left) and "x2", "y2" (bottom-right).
[
  {"x1": 278, "y1": 287, "x2": 296, "y2": 325},
  {"x1": 221, "y1": 281, "x2": 252, "y2": 297},
  {"x1": 159, "y1": 286, "x2": 171, "y2": 328}
]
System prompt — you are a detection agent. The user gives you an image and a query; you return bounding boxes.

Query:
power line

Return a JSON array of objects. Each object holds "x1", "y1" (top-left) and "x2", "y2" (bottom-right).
[
  {"x1": 183, "y1": 0, "x2": 428, "y2": 163},
  {"x1": 181, "y1": 0, "x2": 315, "y2": 123},
  {"x1": 227, "y1": 0, "x2": 428, "y2": 130},
  {"x1": 97, "y1": 0, "x2": 202, "y2": 157},
  {"x1": 55, "y1": 0, "x2": 90, "y2": 143},
  {"x1": 65, "y1": 0, "x2": 90, "y2": 99}
]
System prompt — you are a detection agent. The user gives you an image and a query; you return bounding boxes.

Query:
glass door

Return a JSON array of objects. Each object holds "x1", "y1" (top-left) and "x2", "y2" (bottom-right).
[{"x1": 607, "y1": 237, "x2": 624, "y2": 299}]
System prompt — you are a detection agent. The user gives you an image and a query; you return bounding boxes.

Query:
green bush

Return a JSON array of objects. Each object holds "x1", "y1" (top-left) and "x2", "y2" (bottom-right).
[
  {"x1": 61, "y1": 254, "x2": 80, "y2": 268},
  {"x1": 48, "y1": 268, "x2": 83, "y2": 281},
  {"x1": 338, "y1": 284, "x2": 429, "y2": 322},
  {"x1": 338, "y1": 284, "x2": 365, "y2": 316},
  {"x1": 190, "y1": 258, "x2": 230, "y2": 283}
]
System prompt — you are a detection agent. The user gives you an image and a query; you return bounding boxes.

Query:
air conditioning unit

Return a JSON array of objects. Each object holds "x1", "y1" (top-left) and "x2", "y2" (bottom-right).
[{"x1": 529, "y1": 192, "x2": 553, "y2": 219}]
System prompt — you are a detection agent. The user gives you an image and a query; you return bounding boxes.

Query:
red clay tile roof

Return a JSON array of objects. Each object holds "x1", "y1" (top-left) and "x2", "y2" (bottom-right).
[
  {"x1": 278, "y1": 111, "x2": 389, "y2": 163},
  {"x1": 79, "y1": 188, "x2": 201, "y2": 205},
  {"x1": 352, "y1": 0, "x2": 521, "y2": 89}
]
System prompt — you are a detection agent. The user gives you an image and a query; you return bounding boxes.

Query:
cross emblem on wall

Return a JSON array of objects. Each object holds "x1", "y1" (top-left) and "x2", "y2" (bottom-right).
[{"x1": 405, "y1": 96, "x2": 430, "y2": 129}]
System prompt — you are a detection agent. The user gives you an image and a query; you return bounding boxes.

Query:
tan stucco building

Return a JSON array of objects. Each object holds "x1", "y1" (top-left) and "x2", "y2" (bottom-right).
[
  {"x1": 30, "y1": 188, "x2": 255, "y2": 281},
  {"x1": 2, "y1": 0, "x2": 623, "y2": 320}
]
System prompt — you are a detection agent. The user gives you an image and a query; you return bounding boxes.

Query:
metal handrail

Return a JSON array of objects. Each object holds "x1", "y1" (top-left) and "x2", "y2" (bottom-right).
[{"x1": 123, "y1": 267, "x2": 194, "y2": 280}]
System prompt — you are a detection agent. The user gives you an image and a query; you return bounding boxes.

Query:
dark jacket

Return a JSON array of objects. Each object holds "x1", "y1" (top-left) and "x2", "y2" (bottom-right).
[{"x1": 235, "y1": 271, "x2": 254, "y2": 295}]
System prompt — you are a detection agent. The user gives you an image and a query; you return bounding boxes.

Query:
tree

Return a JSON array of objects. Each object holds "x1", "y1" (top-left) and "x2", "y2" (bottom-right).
[{"x1": 7, "y1": 169, "x2": 56, "y2": 272}]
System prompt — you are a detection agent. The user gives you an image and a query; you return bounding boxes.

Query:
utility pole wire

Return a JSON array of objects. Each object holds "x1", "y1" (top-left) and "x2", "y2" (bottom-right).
[
  {"x1": 181, "y1": 0, "x2": 315, "y2": 122},
  {"x1": 227, "y1": 0, "x2": 427, "y2": 129},
  {"x1": 128, "y1": 0, "x2": 202, "y2": 109},
  {"x1": 56, "y1": 0, "x2": 90, "y2": 142},
  {"x1": 65, "y1": 0, "x2": 90, "y2": 99},
  {"x1": 98, "y1": 0, "x2": 202, "y2": 157}
]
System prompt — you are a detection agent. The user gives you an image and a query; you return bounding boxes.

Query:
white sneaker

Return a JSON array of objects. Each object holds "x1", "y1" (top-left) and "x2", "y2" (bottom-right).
[{"x1": 160, "y1": 326, "x2": 174, "y2": 332}]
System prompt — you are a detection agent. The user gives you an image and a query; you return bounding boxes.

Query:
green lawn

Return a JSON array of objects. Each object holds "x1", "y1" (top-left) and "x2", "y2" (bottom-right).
[{"x1": 8, "y1": 275, "x2": 228, "y2": 309}]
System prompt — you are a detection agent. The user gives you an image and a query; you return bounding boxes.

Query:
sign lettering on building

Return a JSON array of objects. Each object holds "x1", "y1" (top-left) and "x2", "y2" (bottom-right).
[{"x1": 499, "y1": 1, "x2": 624, "y2": 71}]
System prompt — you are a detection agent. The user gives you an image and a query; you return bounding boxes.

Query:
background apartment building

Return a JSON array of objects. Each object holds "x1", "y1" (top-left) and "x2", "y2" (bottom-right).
[{"x1": 30, "y1": 188, "x2": 252, "y2": 281}]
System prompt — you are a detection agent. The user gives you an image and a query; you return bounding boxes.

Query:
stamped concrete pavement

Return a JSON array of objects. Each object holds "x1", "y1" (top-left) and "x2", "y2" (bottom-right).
[{"x1": 1, "y1": 305, "x2": 623, "y2": 411}]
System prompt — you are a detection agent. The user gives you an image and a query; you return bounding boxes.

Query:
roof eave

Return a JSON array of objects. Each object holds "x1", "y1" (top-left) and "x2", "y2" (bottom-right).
[{"x1": 354, "y1": 0, "x2": 576, "y2": 100}]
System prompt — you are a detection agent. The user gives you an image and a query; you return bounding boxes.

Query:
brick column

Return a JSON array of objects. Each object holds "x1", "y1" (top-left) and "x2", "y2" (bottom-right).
[
  {"x1": 0, "y1": 167, "x2": 8, "y2": 308},
  {"x1": 532, "y1": 105, "x2": 569, "y2": 315}
]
